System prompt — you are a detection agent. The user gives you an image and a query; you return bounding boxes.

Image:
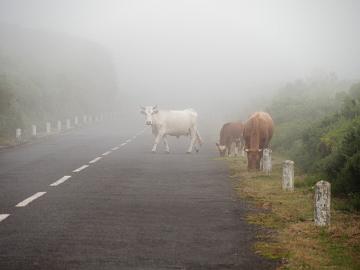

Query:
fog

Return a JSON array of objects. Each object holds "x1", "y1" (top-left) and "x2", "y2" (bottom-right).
[{"x1": 1, "y1": 0, "x2": 360, "y2": 131}]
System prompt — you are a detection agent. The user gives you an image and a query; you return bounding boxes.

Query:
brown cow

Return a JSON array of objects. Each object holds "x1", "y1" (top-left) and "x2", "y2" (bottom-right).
[
  {"x1": 243, "y1": 112, "x2": 274, "y2": 170},
  {"x1": 216, "y1": 122, "x2": 245, "y2": 157}
]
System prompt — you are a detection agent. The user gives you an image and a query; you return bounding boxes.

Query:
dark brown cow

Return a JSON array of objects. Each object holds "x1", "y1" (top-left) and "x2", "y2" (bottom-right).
[
  {"x1": 216, "y1": 122, "x2": 244, "y2": 157},
  {"x1": 243, "y1": 112, "x2": 274, "y2": 170}
]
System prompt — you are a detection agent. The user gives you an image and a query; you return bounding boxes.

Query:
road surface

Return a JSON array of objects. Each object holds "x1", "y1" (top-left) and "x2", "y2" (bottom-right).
[{"x1": 0, "y1": 120, "x2": 276, "y2": 269}]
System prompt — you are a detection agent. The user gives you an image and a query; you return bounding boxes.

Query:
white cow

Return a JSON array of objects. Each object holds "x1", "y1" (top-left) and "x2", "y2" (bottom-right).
[{"x1": 140, "y1": 105, "x2": 203, "y2": 153}]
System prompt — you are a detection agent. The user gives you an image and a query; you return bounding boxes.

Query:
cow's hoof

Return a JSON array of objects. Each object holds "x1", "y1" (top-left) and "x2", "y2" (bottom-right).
[
  {"x1": 152, "y1": 150, "x2": 156, "y2": 154},
  {"x1": 195, "y1": 149, "x2": 199, "y2": 153},
  {"x1": 186, "y1": 151, "x2": 192, "y2": 154},
  {"x1": 165, "y1": 151, "x2": 170, "y2": 154}
]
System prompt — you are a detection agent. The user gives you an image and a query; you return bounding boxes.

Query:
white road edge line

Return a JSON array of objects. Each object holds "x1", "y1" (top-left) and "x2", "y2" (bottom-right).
[
  {"x1": 102, "y1": 151, "x2": 111, "y2": 156},
  {"x1": 73, "y1": 165, "x2": 89, "y2": 172},
  {"x1": 0, "y1": 214, "x2": 10, "y2": 223},
  {"x1": 50, "y1": 175, "x2": 72, "y2": 187},
  {"x1": 120, "y1": 143, "x2": 127, "y2": 146},
  {"x1": 16, "y1": 192, "x2": 46, "y2": 207},
  {"x1": 89, "y1": 157, "x2": 102, "y2": 164},
  {"x1": 112, "y1": 147, "x2": 119, "y2": 151},
  {"x1": 126, "y1": 139, "x2": 131, "y2": 143}
]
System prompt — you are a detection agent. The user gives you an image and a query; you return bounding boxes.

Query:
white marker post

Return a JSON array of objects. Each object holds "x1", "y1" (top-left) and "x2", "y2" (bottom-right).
[
  {"x1": 262, "y1": 148, "x2": 272, "y2": 175},
  {"x1": 314, "y1": 180, "x2": 331, "y2": 226},
  {"x1": 74, "y1": 116, "x2": 79, "y2": 125},
  {"x1": 57, "y1": 121, "x2": 62, "y2": 132},
  {"x1": 83, "y1": 115, "x2": 87, "y2": 124},
  {"x1": 66, "y1": 119, "x2": 71, "y2": 129},
  {"x1": 16, "y1": 128, "x2": 22, "y2": 141},
  {"x1": 31, "y1": 125, "x2": 37, "y2": 137},
  {"x1": 282, "y1": 160, "x2": 294, "y2": 191},
  {"x1": 46, "y1": 122, "x2": 51, "y2": 134}
]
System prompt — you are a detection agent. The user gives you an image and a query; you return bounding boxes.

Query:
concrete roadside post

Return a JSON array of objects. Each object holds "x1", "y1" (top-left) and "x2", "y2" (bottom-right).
[
  {"x1": 314, "y1": 180, "x2": 331, "y2": 226},
  {"x1": 46, "y1": 122, "x2": 51, "y2": 134},
  {"x1": 66, "y1": 119, "x2": 71, "y2": 129},
  {"x1": 31, "y1": 125, "x2": 37, "y2": 137},
  {"x1": 262, "y1": 148, "x2": 272, "y2": 175},
  {"x1": 16, "y1": 128, "x2": 22, "y2": 142},
  {"x1": 57, "y1": 121, "x2": 62, "y2": 132},
  {"x1": 282, "y1": 160, "x2": 294, "y2": 191}
]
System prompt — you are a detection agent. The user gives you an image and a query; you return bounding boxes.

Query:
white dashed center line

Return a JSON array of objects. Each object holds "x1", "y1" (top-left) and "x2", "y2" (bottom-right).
[
  {"x1": 16, "y1": 192, "x2": 46, "y2": 207},
  {"x1": 0, "y1": 129, "x2": 146, "y2": 226},
  {"x1": 0, "y1": 214, "x2": 10, "y2": 223},
  {"x1": 50, "y1": 175, "x2": 72, "y2": 187},
  {"x1": 73, "y1": 165, "x2": 89, "y2": 172},
  {"x1": 102, "y1": 151, "x2": 111, "y2": 156},
  {"x1": 89, "y1": 157, "x2": 102, "y2": 164}
]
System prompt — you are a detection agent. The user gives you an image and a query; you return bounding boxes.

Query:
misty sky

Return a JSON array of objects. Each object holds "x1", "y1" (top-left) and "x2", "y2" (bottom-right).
[{"x1": 0, "y1": 0, "x2": 360, "y2": 115}]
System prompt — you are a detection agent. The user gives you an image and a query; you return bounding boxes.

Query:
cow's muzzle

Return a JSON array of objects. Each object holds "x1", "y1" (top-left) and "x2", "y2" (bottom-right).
[{"x1": 146, "y1": 121, "x2": 152, "y2": 125}]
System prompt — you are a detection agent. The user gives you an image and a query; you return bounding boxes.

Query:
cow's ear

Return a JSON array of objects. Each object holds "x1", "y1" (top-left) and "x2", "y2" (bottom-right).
[{"x1": 152, "y1": 109, "x2": 159, "y2": 114}]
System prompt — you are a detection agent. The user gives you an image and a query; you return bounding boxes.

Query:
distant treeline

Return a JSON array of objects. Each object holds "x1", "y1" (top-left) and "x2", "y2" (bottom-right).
[
  {"x1": 267, "y1": 74, "x2": 360, "y2": 210},
  {"x1": 0, "y1": 23, "x2": 119, "y2": 140}
]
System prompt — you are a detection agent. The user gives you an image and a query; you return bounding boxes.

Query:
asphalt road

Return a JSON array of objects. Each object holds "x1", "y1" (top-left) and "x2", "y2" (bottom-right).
[{"x1": 0, "y1": 120, "x2": 276, "y2": 270}]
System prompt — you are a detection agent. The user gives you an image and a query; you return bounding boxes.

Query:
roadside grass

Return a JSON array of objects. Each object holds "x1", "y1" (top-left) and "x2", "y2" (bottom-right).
[
  {"x1": 0, "y1": 136, "x2": 14, "y2": 146},
  {"x1": 225, "y1": 155, "x2": 360, "y2": 270}
]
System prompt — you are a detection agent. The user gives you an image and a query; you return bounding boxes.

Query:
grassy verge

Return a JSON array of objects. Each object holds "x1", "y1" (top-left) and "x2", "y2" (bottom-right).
[{"x1": 226, "y1": 155, "x2": 360, "y2": 269}]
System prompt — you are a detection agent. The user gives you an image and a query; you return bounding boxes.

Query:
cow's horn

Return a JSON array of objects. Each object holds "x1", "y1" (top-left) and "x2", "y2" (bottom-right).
[
  {"x1": 245, "y1": 148, "x2": 249, "y2": 152},
  {"x1": 258, "y1": 149, "x2": 263, "y2": 152}
]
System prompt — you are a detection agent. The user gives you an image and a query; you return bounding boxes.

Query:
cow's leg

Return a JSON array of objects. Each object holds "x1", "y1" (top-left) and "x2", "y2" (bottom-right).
[
  {"x1": 152, "y1": 132, "x2": 163, "y2": 153},
  {"x1": 235, "y1": 140, "x2": 240, "y2": 157},
  {"x1": 187, "y1": 128, "x2": 197, "y2": 154},
  {"x1": 163, "y1": 135, "x2": 170, "y2": 153}
]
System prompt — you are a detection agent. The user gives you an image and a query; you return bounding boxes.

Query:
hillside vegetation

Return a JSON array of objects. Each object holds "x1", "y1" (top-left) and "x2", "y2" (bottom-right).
[
  {"x1": 0, "y1": 23, "x2": 119, "y2": 140},
  {"x1": 267, "y1": 75, "x2": 360, "y2": 210}
]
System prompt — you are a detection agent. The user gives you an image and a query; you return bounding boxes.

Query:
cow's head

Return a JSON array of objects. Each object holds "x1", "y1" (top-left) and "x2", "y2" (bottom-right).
[
  {"x1": 216, "y1": 143, "x2": 227, "y2": 157},
  {"x1": 245, "y1": 148, "x2": 263, "y2": 170},
  {"x1": 140, "y1": 105, "x2": 159, "y2": 125}
]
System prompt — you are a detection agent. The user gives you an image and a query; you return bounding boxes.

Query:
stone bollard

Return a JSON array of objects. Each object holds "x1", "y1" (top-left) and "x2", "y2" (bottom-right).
[
  {"x1": 57, "y1": 121, "x2": 62, "y2": 132},
  {"x1": 74, "y1": 116, "x2": 79, "y2": 125},
  {"x1": 262, "y1": 148, "x2": 272, "y2": 175},
  {"x1": 66, "y1": 119, "x2": 71, "y2": 129},
  {"x1": 16, "y1": 128, "x2": 22, "y2": 141},
  {"x1": 31, "y1": 125, "x2": 37, "y2": 137},
  {"x1": 314, "y1": 180, "x2": 331, "y2": 226},
  {"x1": 46, "y1": 122, "x2": 51, "y2": 134},
  {"x1": 282, "y1": 160, "x2": 294, "y2": 191}
]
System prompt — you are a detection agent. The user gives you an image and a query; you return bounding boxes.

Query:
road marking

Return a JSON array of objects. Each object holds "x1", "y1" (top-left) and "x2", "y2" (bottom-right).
[
  {"x1": 89, "y1": 157, "x2": 102, "y2": 164},
  {"x1": 0, "y1": 214, "x2": 10, "y2": 223},
  {"x1": 73, "y1": 165, "x2": 89, "y2": 172},
  {"x1": 102, "y1": 151, "x2": 111, "y2": 156},
  {"x1": 126, "y1": 139, "x2": 131, "y2": 143},
  {"x1": 16, "y1": 192, "x2": 46, "y2": 207},
  {"x1": 50, "y1": 175, "x2": 71, "y2": 186},
  {"x1": 112, "y1": 146, "x2": 119, "y2": 151},
  {"x1": 120, "y1": 142, "x2": 126, "y2": 146}
]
